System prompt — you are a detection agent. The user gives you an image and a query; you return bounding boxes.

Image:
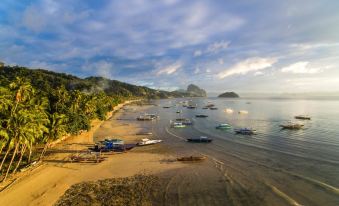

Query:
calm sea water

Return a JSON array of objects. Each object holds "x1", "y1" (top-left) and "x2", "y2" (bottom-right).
[{"x1": 137, "y1": 97, "x2": 339, "y2": 205}]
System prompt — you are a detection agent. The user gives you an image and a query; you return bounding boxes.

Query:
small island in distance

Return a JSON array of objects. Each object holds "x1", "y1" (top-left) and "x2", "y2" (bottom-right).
[{"x1": 218, "y1": 92, "x2": 240, "y2": 98}]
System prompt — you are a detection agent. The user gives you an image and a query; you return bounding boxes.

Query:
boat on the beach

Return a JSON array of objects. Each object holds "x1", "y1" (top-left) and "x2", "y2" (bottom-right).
[
  {"x1": 216, "y1": 123, "x2": 232, "y2": 130},
  {"x1": 280, "y1": 123, "x2": 304, "y2": 130},
  {"x1": 295, "y1": 115, "x2": 311, "y2": 120},
  {"x1": 136, "y1": 132, "x2": 153, "y2": 135},
  {"x1": 235, "y1": 128, "x2": 256, "y2": 135},
  {"x1": 177, "y1": 156, "x2": 206, "y2": 161},
  {"x1": 238, "y1": 110, "x2": 249, "y2": 114},
  {"x1": 195, "y1": 114, "x2": 208, "y2": 118},
  {"x1": 187, "y1": 136, "x2": 213, "y2": 143},
  {"x1": 137, "y1": 138, "x2": 162, "y2": 146}
]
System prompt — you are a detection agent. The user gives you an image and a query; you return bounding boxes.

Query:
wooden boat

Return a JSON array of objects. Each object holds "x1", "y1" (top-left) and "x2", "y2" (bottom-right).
[
  {"x1": 280, "y1": 123, "x2": 304, "y2": 130},
  {"x1": 216, "y1": 123, "x2": 231, "y2": 130},
  {"x1": 187, "y1": 136, "x2": 212, "y2": 143},
  {"x1": 177, "y1": 156, "x2": 206, "y2": 162},
  {"x1": 187, "y1": 105, "x2": 197, "y2": 109},
  {"x1": 224, "y1": 108, "x2": 234, "y2": 113},
  {"x1": 295, "y1": 115, "x2": 311, "y2": 120},
  {"x1": 238, "y1": 110, "x2": 249, "y2": 114},
  {"x1": 136, "y1": 132, "x2": 153, "y2": 135},
  {"x1": 235, "y1": 128, "x2": 256, "y2": 135},
  {"x1": 172, "y1": 122, "x2": 186, "y2": 128},
  {"x1": 175, "y1": 118, "x2": 193, "y2": 125},
  {"x1": 137, "y1": 138, "x2": 162, "y2": 146},
  {"x1": 195, "y1": 114, "x2": 208, "y2": 118}
]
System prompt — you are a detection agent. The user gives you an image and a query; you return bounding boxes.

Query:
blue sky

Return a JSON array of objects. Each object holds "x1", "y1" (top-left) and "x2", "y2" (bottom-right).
[{"x1": 1, "y1": 0, "x2": 339, "y2": 93}]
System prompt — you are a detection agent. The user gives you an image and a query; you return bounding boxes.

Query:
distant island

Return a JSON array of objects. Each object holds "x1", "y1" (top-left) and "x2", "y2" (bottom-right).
[
  {"x1": 174, "y1": 84, "x2": 207, "y2": 97},
  {"x1": 218, "y1": 92, "x2": 239, "y2": 98}
]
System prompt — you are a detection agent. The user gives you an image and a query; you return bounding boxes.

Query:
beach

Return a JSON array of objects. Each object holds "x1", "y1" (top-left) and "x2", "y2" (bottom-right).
[{"x1": 0, "y1": 101, "x2": 184, "y2": 206}]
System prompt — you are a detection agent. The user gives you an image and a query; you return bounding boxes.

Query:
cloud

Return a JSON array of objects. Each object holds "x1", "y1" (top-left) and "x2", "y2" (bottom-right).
[
  {"x1": 194, "y1": 50, "x2": 202, "y2": 57},
  {"x1": 217, "y1": 57, "x2": 277, "y2": 79},
  {"x1": 281, "y1": 61, "x2": 323, "y2": 74},
  {"x1": 207, "y1": 41, "x2": 230, "y2": 53},
  {"x1": 156, "y1": 62, "x2": 181, "y2": 75},
  {"x1": 194, "y1": 40, "x2": 230, "y2": 57}
]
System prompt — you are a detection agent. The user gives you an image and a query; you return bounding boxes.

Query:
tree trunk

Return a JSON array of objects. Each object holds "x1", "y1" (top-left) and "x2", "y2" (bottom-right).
[
  {"x1": 0, "y1": 144, "x2": 11, "y2": 173},
  {"x1": 0, "y1": 144, "x2": 4, "y2": 157},
  {"x1": 12, "y1": 144, "x2": 27, "y2": 174},
  {"x1": 3, "y1": 142, "x2": 19, "y2": 182},
  {"x1": 39, "y1": 142, "x2": 49, "y2": 161},
  {"x1": 27, "y1": 141, "x2": 33, "y2": 163}
]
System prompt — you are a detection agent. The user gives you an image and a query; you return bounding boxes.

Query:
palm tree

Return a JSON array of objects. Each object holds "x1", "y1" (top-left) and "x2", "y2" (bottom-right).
[{"x1": 39, "y1": 113, "x2": 67, "y2": 160}]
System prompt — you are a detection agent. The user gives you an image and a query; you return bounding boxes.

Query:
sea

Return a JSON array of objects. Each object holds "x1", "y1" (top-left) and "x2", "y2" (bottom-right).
[{"x1": 128, "y1": 97, "x2": 339, "y2": 205}]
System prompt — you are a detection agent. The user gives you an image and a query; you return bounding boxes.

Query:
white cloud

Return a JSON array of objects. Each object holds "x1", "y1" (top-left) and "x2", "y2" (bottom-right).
[
  {"x1": 254, "y1": 71, "x2": 264, "y2": 76},
  {"x1": 281, "y1": 61, "x2": 323, "y2": 74},
  {"x1": 156, "y1": 62, "x2": 181, "y2": 75},
  {"x1": 218, "y1": 58, "x2": 224, "y2": 65},
  {"x1": 194, "y1": 50, "x2": 202, "y2": 57},
  {"x1": 207, "y1": 41, "x2": 230, "y2": 53},
  {"x1": 217, "y1": 57, "x2": 277, "y2": 79}
]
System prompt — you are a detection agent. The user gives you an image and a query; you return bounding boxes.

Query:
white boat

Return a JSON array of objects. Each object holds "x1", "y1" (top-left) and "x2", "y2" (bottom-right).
[
  {"x1": 137, "y1": 138, "x2": 162, "y2": 146},
  {"x1": 238, "y1": 110, "x2": 248, "y2": 114},
  {"x1": 224, "y1": 108, "x2": 234, "y2": 113}
]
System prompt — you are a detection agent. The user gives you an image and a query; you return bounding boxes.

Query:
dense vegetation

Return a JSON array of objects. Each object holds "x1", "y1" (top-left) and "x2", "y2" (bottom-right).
[
  {"x1": 0, "y1": 65, "x2": 180, "y2": 182},
  {"x1": 218, "y1": 92, "x2": 239, "y2": 98}
]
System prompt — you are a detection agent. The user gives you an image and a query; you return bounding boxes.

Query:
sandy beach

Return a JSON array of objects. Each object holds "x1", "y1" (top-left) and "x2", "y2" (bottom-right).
[{"x1": 0, "y1": 101, "x2": 185, "y2": 206}]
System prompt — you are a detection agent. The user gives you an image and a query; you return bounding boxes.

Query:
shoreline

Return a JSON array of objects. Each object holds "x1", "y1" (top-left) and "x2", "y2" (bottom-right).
[{"x1": 0, "y1": 99, "x2": 184, "y2": 206}]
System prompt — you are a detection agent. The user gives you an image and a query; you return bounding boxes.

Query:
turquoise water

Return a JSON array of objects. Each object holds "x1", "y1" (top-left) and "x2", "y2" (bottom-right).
[{"x1": 138, "y1": 97, "x2": 339, "y2": 205}]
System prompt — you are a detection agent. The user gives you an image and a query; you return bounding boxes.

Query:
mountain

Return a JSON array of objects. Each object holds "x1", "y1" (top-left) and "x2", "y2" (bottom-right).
[
  {"x1": 218, "y1": 92, "x2": 239, "y2": 98},
  {"x1": 174, "y1": 84, "x2": 206, "y2": 97},
  {"x1": 0, "y1": 65, "x2": 181, "y2": 99}
]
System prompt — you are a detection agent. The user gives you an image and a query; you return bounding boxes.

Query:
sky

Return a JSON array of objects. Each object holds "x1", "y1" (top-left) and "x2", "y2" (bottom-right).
[{"x1": 1, "y1": 0, "x2": 339, "y2": 93}]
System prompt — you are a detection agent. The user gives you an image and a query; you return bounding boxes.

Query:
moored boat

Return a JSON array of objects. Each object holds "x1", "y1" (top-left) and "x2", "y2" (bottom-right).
[
  {"x1": 187, "y1": 136, "x2": 212, "y2": 143},
  {"x1": 224, "y1": 108, "x2": 234, "y2": 113},
  {"x1": 137, "y1": 138, "x2": 162, "y2": 146},
  {"x1": 238, "y1": 110, "x2": 249, "y2": 114},
  {"x1": 175, "y1": 118, "x2": 193, "y2": 125},
  {"x1": 216, "y1": 123, "x2": 231, "y2": 130},
  {"x1": 195, "y1": 114, "x2": 208, "y2": 118},
  {"x1": 235, "y1": 128, "x2": 256, "y2": 135},
  {"x1": 172, "y1": 122, "x2": 186, "y2": 128},
  {"x1": 280, "y1": 123, "x2": 304, "y2": 130},
  {"x1": 209, "y1": 107, "x2": 218, "y2": 110},
  {"x1": 295, "y1": 115, "x2": 311, "y2": 120}
]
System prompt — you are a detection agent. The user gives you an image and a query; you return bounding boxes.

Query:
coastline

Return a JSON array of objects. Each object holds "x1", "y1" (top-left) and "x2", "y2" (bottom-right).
[{"x1": 0, "y1": 100, "x2": 183, "y2": 206}]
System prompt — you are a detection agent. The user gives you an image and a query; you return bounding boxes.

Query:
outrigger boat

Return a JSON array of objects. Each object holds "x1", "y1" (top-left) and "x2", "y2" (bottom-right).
[
  {"x1": 216, "y1": 123, "x2": 232, "y2": 130},
  {"x1": 280, "y1": 123, "x2": 304, "y2": 130},
  {"x1": 136, "y1": 132, "x2": 153, "y2": 135},
  {"x1": 224, "y1": 108, "x2": 234, "y2": 113},
  {"x1": 195, "y1": 114, "x2": 208, "y2": 118},
  {"x1": 235, "y1": 128, "x2": 257, "y2": 135},
  {"x1": 187, "y1": 136, "x2": 213, "y2": 143},
  {"x1": 295, "y1": 115, "x2": 311, "y2": 120},
  {"x1": 177, "y1": 156, "x2": 206, "y2": 162},
  {"x1": 172, "y1": 122, "x2": 186, "y2": 128},
  {"x1": 175, "y1": 118, "x2": 193, "y2": 125},
  {"x1": 238, "y1": 110, "x2": 249, "y2": 114},
  {"x1": 137, "y1": 138, "x2": 162, "y2": 146}
]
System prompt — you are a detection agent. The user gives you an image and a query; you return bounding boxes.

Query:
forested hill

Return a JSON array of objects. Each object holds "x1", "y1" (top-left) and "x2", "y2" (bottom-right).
[{"x1": 0, "y1": 65, "x2": 177, "y2": 99}]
